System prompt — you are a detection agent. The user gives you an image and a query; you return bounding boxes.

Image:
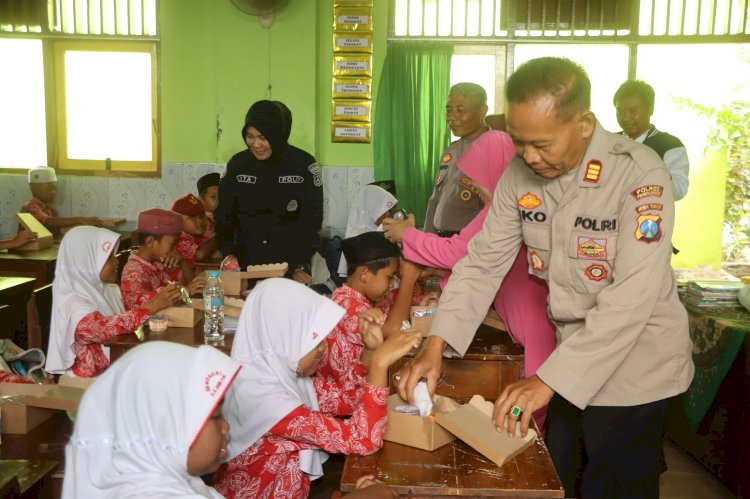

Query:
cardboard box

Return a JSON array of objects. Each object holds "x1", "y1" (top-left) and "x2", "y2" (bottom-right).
[
  {"x1": 192, "y1": 296, "x2": 244, "y2": 319},
  {"x1": 0, "y1": 382, "x2": 86, "y2": 434},
  {"x1": 383, "y1": 393, "x2": 458, "y2": 451},
  {"x1": 13, "y1": 213, "x2": 54, "y2": 251},
  {"x1": 162, "y1": 305, "x2": 201, "y2": 328},
  {"x1": 199, "y1": 263, "x2": 288, "y2": 296},
  {"x1": 410, "y1": 306, "x2": 436, "y2": 335},
  {"x1": 434, "y1": 395, "x2": 536, "y2": 467}
]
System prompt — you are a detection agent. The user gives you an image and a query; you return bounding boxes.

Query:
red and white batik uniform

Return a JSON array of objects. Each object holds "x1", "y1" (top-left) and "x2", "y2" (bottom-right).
[{"x1": 120, "y1": 253, "x2": 182, "y2": 311}]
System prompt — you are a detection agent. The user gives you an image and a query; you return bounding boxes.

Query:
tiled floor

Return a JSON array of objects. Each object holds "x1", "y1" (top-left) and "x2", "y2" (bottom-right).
[{"x1": 660, "y1": 440, "x2": 734, "y2": 498}]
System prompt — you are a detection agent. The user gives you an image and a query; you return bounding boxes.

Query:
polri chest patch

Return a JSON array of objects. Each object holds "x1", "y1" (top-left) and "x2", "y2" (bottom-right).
[
  {"x1": 279, "y1": 175, "x2": 304, "y2": 184},
  {"x1": 577, "y1": 237, "x2": 608, "y2": 260}
]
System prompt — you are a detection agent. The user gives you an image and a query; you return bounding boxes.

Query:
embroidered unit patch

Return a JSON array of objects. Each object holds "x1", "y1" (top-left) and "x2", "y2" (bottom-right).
[
  {"x1": 584, "y1": 263, "x2": 608, "y2": 281},
  {"x1": 635, "y1": 203, "x2": 664, "y2": 213},
  {"x1": 577, "y1": 237, "x2": 608, "y2": 260},
  {"x1": 631, "y1": 185, "x2": 664, "y2": 200},
  {"x1": 635, "y1": 214, "x2": 662, "y2": 243},
  {"x1": 518, "y1": 192, "x2": 542, "y2": 209}
]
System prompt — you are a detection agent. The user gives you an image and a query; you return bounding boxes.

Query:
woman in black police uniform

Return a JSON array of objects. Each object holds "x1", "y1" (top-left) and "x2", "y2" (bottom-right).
[{"x1": 214, "y1": 100, "x2": 323, "y2": 283}]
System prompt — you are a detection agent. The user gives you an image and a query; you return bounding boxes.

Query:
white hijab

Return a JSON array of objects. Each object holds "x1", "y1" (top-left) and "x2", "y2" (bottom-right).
[
  {"x1": 46, "y1": 226, "x2": 125, "y2": 374},
  {"x1": 339, "y1": 185, "x2": 397, "y2": 275},
  {"x1": 224, "y1": 278, "x2": 345, "y2": 480},
  {"x1": 63, "y1": 342, "x2": 241, "y2": 499}
]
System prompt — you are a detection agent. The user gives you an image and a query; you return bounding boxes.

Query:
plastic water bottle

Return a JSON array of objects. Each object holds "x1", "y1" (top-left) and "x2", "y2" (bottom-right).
[{"x1": 203, "y1": 270, "x2": 225, "y2": 342}]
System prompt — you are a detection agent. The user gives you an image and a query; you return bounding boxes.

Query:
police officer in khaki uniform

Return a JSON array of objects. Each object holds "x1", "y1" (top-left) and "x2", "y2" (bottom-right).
[
  {"x1": 423, "y1": 83, "x2": 489, "y2": 236},
  {"x1": 398, "y1": 58, "x2": 694, "y2": 498}
]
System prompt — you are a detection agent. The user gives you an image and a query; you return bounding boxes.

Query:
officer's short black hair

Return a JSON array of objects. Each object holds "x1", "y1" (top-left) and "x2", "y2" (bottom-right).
[
  {"x1": 613, "y1": 80, "x2": 655, "y2": 111},
  {"x1": 506, "y1": 57, "x2": 591, "y2": 122},
  {"x1": 449, "y1": 82, "x2": 488, "y2": 109}
]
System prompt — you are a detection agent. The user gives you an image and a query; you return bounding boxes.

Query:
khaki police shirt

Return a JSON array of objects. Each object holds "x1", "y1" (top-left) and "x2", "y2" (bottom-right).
[
  {"x1": 424, "y1": 137, "x2": 485, "y2": 234},
  {"x1": 430, "y1": 122, "x2": 694, "y2": 409}
]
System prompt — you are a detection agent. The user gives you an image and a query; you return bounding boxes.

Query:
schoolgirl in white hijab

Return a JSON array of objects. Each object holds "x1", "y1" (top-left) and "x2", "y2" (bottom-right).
[
  {"x1": 64, "y1": 342, "x2": 241, "y2": 499},
  {"x1": 46, "y1": 226, "x2": 126, "y2": 374},
  {"x1": 338, "y1": 185, "x2": 398, "y2": 276},
  {"x1": 222, "y1": 278, "x2": 346, "y2": 476}
]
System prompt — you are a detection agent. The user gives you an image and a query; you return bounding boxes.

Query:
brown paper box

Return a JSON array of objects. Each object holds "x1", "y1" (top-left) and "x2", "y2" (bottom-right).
[
  {"x1": 162, "y1": 306, "x2": 201, "y2": 328},
  {"x1": 383, "y1": 394, "x2": 458, "y2": 451},
  {"x1": 199, "y1": 263, "x2": 288, "y2": 296},
  {"x1": 434, "y1": 395, "x2": 536, "y2": 467},
  {"x1": 192, "y1": 297, "x2": 243, "y2": 319},
  {"x1": 1, "y1": 383, "x2": 86, "y2": 434},
  {"x1": 410, "y1": 306, "x2": 436, "y2": 335},
  {"x1": 13, "y1": 213, "x2": 54, "y2": 251}
]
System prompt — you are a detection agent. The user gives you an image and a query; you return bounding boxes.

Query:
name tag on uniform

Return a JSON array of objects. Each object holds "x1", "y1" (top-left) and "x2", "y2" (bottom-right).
[
  {"x1": 279, "y1": 175, "x2": 304, "y2": 184},
  {"x1": 236, "y1": 175, "x2": 257, "y2": 184}
]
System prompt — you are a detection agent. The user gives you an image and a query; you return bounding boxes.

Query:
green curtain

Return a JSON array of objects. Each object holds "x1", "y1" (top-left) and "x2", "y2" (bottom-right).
[{"x1": 373, "y1": 42, "x2": 452, "y2": 227}]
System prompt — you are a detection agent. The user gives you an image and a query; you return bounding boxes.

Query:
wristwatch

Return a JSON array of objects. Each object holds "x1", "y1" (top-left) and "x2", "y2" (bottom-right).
[{"x1": 295, "y1": 263, "x2": 311, "y2": 274}]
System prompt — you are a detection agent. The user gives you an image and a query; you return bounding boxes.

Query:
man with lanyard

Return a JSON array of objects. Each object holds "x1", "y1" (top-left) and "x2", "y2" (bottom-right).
[
  {"x1": 398, "y1": 57, "x2": 694, "y2": 498},
  {"x1": 423, "y1": 82, "x2": 489, "y2": 237},
  {"x1": 614, "y1": 79, "x2": 690, "y2": 201}
]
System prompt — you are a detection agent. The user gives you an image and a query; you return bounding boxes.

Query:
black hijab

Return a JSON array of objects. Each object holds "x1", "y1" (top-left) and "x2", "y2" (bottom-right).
[{"x1": 241, "y1": 100, "x2": 291, "y2": 161}]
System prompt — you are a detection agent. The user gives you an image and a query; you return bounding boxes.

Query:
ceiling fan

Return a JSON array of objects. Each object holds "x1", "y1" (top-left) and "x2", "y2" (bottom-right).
[{"x1": 230, "y1": 0, "x2": 291, "y2": 29}]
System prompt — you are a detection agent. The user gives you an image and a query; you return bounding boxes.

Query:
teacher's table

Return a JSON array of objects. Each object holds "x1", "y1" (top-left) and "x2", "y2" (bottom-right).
[
  {"x1": 0, "y1": 246, "x2": 59, "y2": 287},
  {"x1": 667, "y1": 302, "x2": 750, "y2": 498},
  {"x1": 104, "y1": 320, "x2": 233, "y2": 363}
]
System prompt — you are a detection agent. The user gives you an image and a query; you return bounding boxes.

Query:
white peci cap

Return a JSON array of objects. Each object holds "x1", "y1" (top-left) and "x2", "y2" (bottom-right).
[{"x1": 28, "y1": 166, "x2": 58, "y2": 184}]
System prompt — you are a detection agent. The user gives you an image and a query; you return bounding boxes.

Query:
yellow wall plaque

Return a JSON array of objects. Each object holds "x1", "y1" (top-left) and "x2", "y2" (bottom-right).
[
  {"x1": 332, "y1": 77, "x2": 372, "y2": 99},
  {"x1": 334, "y1": 0, "x2": 373, "y2": 6},
  {"x1": 332, "y1": 122, "x2": 371, "y2": 143},
  {"x1": 332, "y1": 99, "x2": 371, "y2": 122},
  {"x1": 332, "y1": 32, "x2": 373, "y2": 53},
  {"x1": 333, "y1": 7, "x2": 373, "y2": 31},
  {"x1": 332, "y1": 54, "x2": 373, "y2": 76}
]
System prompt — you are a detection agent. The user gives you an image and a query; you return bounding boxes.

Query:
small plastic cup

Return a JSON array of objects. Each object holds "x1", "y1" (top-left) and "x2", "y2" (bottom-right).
[{"x1": 148, "y1": 314, "x2": 168, "y2": 333}]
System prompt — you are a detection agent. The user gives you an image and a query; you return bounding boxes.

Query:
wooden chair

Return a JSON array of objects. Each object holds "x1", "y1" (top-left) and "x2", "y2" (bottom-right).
[{"x1": 26, "y1": 284, "x2": 53, "y2": 351}]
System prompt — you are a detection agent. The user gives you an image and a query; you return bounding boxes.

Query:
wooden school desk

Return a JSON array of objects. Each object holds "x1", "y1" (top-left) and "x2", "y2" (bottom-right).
[
  {"x1": 0, "y1": 411, "x2": 73, "y2": 499},
  {"x1": 103, "y1": 320, "x2": 233, "y2": 363},
  {"x1": 0, "y1": 276, "x2": 37, "y2": 346},
  {"x1": 0, "y1": 245, "x2": 59, "y2": 288},
  {"x1": 340, "y1": 435, "x2": 563, "y2": 497}
]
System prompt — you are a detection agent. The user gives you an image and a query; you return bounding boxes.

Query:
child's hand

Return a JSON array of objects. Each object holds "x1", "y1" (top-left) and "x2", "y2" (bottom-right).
[
  {"x1": 188, "y1": 275, "x2": 207, "y2": 296},
  {"x1": 358, "y1": 309, "x2": 385, "y2": 350},
  {"x1": 160, "y1": 252, "x2": 183, "y2": 268},
  {"x1": 11, "y1": 229, "x2": 37, "y2": 247},
  {"x1": 372, "y1": 328, "x2": 423, "y2": 368},
  {"x1": 143, "y1": 284, "x2": 183, "y2": 313},
  {"x1": 399, "y1": 258, "x2": 423, "y2": 284},
  {"x1": 347, "y1": 475, "x2": 398, "y2": 498}
]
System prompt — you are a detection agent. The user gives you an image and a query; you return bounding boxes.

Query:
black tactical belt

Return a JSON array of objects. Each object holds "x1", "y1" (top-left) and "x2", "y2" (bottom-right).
[{"x1": 436, "y1": 229, "x2": 460, "y2": 238}]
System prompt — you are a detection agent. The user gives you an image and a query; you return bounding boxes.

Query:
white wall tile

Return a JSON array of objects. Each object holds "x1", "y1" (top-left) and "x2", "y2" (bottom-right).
[
  {"x1": 0, "y1": 175, "x2": 29, "y2": 219},
  {"x1": 146, "y1": 162, "x2": 183, "y2": 209},
  {"x1": 182, "y1": 163, "x2": 226, "y2": 197},
  {"x1": 50, "y1": 175, "x2": 73, "y2": 217},
  {"x1": 71, "y1": 177, "x2": 109, "y2": 216},
  {"x1": 109, "y1": 178, "x2": 146, "y2": 220},
  {"x1": 347, "y1": 167, "x2": 376, "y2": 212},
  {"x1": 322, "y1": 166, "x2": 348, "y2": 232},
  {"x1": 0, "y1": 217, "x2": 19, "y2": 239}
]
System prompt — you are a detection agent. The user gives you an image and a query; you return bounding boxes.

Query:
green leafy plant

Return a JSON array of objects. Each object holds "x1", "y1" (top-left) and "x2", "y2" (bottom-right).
[{"x1": 674, "y1": 96, "x2": 750, "y2": 261}]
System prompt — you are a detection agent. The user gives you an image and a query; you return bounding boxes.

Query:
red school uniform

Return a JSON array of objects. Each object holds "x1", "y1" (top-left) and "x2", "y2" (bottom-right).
[
  {"x1": 175, "y1": 231, "x2": 208, "y2": 271},
  {"x1": 120, "y1": 253, "x2": 182, "y2": 311},
  {"x1": 215, "y1": 382, "x2": 388, "y2": 499}
]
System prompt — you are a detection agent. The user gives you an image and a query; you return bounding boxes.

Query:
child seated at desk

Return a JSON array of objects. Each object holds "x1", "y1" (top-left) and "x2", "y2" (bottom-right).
[
  {"x1": 198, "y1": 172, "x2": 220, "y2": 239},
  {"x1": 45, "y1": 227, "x2": 181, "y2": 378},
  {"x1": 64, "y1": 341, "x2": 241, "y2": 498},
  {"x1": 21, "y1": 166, "x2": 103, "y2": 238},
  {"x1": 172, "y1": 194, "x2": 220, "y2": 271},
  {"x1": 120, "y1": 208, "x2": 205, "y2": 311},
  {"x1": 215, "y1": 278, "x2": 421, "y2": 499},
  {"x1": 317, "y1": 231, "x2": 422, "y2": 406}
]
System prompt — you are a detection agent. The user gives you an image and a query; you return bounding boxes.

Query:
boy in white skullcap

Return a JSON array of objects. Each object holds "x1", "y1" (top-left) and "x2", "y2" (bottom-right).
[{"x1": 21, "y1": 166, "x2": 103, "y2": 238}]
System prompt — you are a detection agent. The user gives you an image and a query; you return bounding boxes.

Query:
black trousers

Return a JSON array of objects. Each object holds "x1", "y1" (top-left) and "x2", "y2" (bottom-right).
[{"x1": 546, "y1": 394, "x2": 670, "y2": 499}]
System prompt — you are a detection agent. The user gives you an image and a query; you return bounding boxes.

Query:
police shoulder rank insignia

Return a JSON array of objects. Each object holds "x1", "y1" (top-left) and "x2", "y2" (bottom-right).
[
  {"x1": 577, "y1": 237, "x2": 608, "y2": 260},
  {"x1": 459, "y1": 189, "x2": 473, "y2": 202},
  {"x1": 518, "y1": 192, "x2": 542, "y2": 209},
  {"x1": 530, "y1": 250, "x2": 544, "y2": 271},
  {"x1": 635, "y1": 214, "x2": 662, "y2": 243},
  {"x1": 442, "y1": 153, "x2": 452, "y2": 163},
  {"x1": 631, "y1": 184, "x2": 664, "y2": 200},
  {"x1": 584, "y1": 263, "x2": 608, "y2": 281},
  {"x1": 583, "y1": 160, "x2": 602, "y2": 183}
]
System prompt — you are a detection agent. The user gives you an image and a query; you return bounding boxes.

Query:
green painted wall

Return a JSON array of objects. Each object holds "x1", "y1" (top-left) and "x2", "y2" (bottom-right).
[
  {"x1": 672, "y1": 150, "x2": 727, "y2": 269},
  {"x1": 160, "y1": 0, "x2": 383, "y2": 167}
]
